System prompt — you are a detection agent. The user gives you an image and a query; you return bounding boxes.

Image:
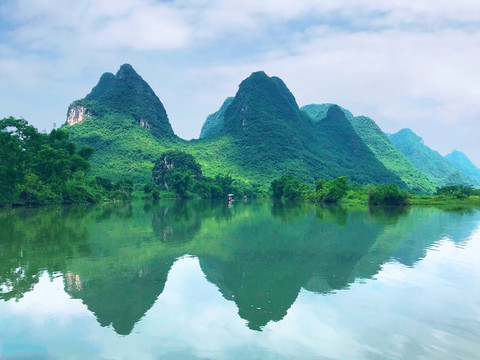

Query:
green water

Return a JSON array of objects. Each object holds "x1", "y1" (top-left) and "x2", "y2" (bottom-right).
[{"x1": 0, "y1": 200, "x2": 479, "y2": 359}]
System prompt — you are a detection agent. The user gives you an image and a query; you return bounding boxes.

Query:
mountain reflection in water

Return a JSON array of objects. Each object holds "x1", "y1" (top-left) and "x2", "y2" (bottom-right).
[{"x1": 0, "y1": 200, "x2": 478, "y2": 335}]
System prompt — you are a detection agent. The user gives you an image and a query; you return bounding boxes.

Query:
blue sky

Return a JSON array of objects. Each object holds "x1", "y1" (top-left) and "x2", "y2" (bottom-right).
[{"x1": 1, "y1": 0, "x2": 479, "y2": 165}]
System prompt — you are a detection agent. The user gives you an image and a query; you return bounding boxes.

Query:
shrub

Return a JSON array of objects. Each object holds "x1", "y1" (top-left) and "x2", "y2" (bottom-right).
[{"x1": 368, "y1": 183, "x2": 410, "y2": 206}]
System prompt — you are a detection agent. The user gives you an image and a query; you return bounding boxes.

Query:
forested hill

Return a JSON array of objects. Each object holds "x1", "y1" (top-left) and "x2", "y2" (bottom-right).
[
  {"x1": 445, "y1": 150, "x2": 480, "y2": 186},
  {"x1": 195, "y1": 71, "x2": 402, "y2": 186},
  {"x1": 67, "y1": 64, "x2": 175, "y2": 139},
  {"x1": 388, "y1": 129, "x2": 474, "y2": 186},
  {"x1": 311, "y1": 105, "x2": 402, "y2": 185},
  {"x1": 195, "y1": 71, "x2": 325, "y2": 183},
  {"x1": 349, "y1": 116, "x2": 437, "y2": 193},
  {"x1": 64, "y1": 64, "x2": 179, "y2": 184}
]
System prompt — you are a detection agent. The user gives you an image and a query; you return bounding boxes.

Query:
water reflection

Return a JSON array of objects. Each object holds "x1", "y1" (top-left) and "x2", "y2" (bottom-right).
[{"x1": 0, "y1": 200, "x2": 479, "y2": 336}]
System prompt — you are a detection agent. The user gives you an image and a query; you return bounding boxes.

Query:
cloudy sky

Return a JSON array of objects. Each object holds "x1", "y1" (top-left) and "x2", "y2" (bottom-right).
[{"x1": 1, "y1": 0, "x2": 479, "y2": 165}]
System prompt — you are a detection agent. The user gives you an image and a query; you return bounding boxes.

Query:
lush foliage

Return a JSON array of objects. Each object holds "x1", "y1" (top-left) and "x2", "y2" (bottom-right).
[
  {"x1": 270, "y1": 175, "x2": 349, "y2": 203},
  {"x1": 271, "y1": 175, "x2": 311, "y2": 201},
  {"x1": 199, "y1": 72, "x2": 405, "y2": 187},
  {"x1": 149, "y1": 150, "x2": 250, "y2": 199},
  {"x1": 368, "y1": 184, "x2": 410, "y2": 206},
  {"x1": 315, "y1": 176, "x2": 349, "y2": 203},
  {"x1": 436, "y1": 184, "x2": 480, "y2": 199},
  {"x1": 0, "y1": 117, "x2": 129, "y2": 206},
  {"x1": 63, "y1": 65, "x2": 476, "y2": 197}
]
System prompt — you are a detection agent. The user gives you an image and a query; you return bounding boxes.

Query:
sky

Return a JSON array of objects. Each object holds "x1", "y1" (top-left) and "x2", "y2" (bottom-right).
[{"x1": 1, "y1": 0, "x2": 479, "y2": 166}]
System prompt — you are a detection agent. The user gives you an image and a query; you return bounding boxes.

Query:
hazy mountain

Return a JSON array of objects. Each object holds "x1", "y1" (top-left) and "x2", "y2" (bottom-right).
[
  {"x1": 445, "y1": 150, "x2": 480, "y2": 186},
  {"x1": 199, "y1": 97, "x2": 234, "y2": 139},
  {"x1": 301, "y1": 103, "x2": 354, "y2": 122},
  {"x1": 388, "y1": 129, "x2": 473, "y2": 186}
]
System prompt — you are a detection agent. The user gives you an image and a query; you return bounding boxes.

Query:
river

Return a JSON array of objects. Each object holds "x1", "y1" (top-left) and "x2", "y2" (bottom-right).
[{"x1": 0, "y1": 200, "x2": 479, "y2": 359}]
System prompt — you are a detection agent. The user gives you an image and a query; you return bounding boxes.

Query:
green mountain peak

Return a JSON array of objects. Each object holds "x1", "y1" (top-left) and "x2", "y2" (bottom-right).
[
  {"x1": 222, "y1": 71, "x2": 302, "y2": 138},
  {"x1": 67, "y1": 64, "x2": 175, "y2": 139},
  {"x1": 445, "y1": 150, "x2": 480, "y2": 186},
  {"x1": 395, "y1": 128, "x2": 424, "y2": 143}
]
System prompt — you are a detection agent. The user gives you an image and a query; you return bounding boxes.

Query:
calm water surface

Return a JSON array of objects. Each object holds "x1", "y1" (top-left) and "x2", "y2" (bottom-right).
[{"x1": 0, "y1": 200, "x2": 479, "y2": 359}]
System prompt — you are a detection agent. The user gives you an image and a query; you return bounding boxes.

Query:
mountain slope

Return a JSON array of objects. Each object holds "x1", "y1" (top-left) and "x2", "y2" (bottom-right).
[
  {"x1": 350, "y1": 116, "x2": 437, "y2": 193},
  {"x1": 194, "y1": 71, "x2": 322, "y2": 183},
  {"x1": 199, "y1": 97, "x2": 234, "y2": 139},
  {"x1": 388, "y1": 129, "x2": 473, "y2": 186},
  {"x1": 312, "y1": 106, "x2": 403, "y2": 185},
  {"x1": 445, "y1": 150, "x2": 480, "y2": 186}
]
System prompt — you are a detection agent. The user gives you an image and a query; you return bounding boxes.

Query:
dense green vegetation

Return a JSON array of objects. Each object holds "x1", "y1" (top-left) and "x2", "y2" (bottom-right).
[
  {"x1": 311, "y1": 105, "x2": 402, "y2": 185},
  {"x1": 55, "y1": 65, "x2": 480, "y2": 199},
  {"x1": 269, "y1": 173, "x2": 479, "y2": 207},
  {"x1": 444, "y1": 150, "x2": 480, "y2": 186},
  {"x1": 368, "y1": 184, "x2": 410, "y2": 206},
  {"x1": 388, "y1": 129, "x2": 473, "y2": 186},
  {"x1": 271, "y1": 174, "x2": 350, "y2": 204},
  {"x1": 208, "y1": 72, "x2": 402, "y2": 186},
  {"x1": 0, "y1": 117, "x2": 130, "y2": 206},
  {"x1": 66, "y1": 69, "x2": 406, "y2": 191},
  {"x1": 66, "y1": 112, "x2": 175, "y2": 184},
  {"x1": 145, "y1": 150, "x2": 253, "y2": 199}
]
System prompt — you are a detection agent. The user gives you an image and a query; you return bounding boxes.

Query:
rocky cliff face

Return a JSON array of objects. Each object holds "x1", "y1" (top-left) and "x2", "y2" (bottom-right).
[{"x1": 66, "y1": 104, "x2": 91, "y2": 125}]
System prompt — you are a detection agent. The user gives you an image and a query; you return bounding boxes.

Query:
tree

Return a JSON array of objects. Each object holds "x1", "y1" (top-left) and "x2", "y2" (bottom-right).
[
  {"x1": 0, "y1": 117, "x2": 26, "y2": 204},
  {"x1": 0, "y1": 117, "x2": 120, "y2": 206},
  {"x1": 152, "y1": 150, "x2": 201, "y2": 188},
  {"x1": 270, "y1": 174, "x2": 310, "y2": 201},
  {"x1": 318, "y1": 176, "x2": 349, "y2": 203},
  {"x1": 368, "y1": 183, "x2": 409, "y2": 206}
]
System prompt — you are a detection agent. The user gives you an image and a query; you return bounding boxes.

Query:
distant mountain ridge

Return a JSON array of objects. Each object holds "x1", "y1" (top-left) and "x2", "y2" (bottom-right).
[
  {"x1": 445, "y1": 150, "x2": 480, "y2": 186},
  {"x1": 388, "y1": 129, "x2": 474, "y2": 186}
]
